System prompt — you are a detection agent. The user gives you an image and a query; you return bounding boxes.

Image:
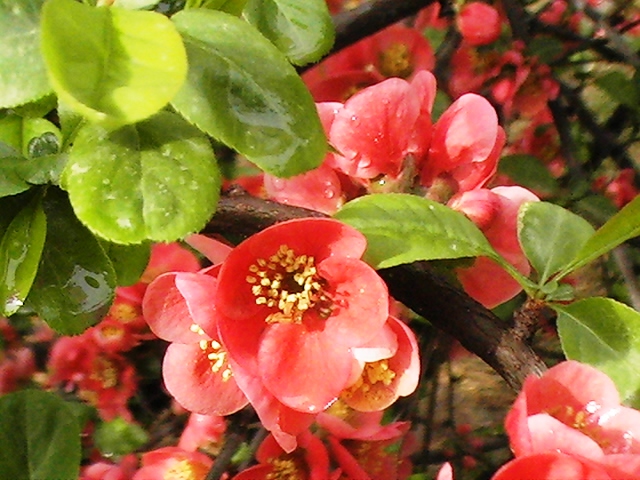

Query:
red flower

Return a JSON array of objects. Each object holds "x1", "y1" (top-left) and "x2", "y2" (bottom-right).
[
  {"x1": 178, "y1": 413, "x2": 226, "y2": 455},
  {"x1": 341, "y1": 316, "x2": 420, "y2": 412},
  {"x1": 317, "y1": 400, "x2": 410, "y2": 441},
  {"x1": 142, "y1": 268, "x2": 248, "y2": 416},
  {"x1": 503, "y1": 361, "x2": 640, "y2": 478},
  {"x1": 132, "y1": 447, "x2": 213, "y2": 480},
  {"x1": 457, "y1": 2, "x2": 503, "y2": 46},
  {"x1": 216, "y1": 218, "x2": 390, "y2": 414},
  {"x1": 491, "y1": 452, "x2": 612, "y2": 480},
  {"x1": 303, "y1": 24, "x2": 435, "y2": 102},
  {"x1": 233, "y1": 431, "x2": 336, "y2": 480},
  {"x1": 327, "y1": 71, "x2": 436, "y2": 180},
  {"x1": 420, "y1": 93, "x2": 504, "y2": 195},
  {"x1": 47, "y1": 335, "x2": 137, "y2": 421},
  {"x1": 450, "y1": 186, "x2": 539, "y2": 308}
]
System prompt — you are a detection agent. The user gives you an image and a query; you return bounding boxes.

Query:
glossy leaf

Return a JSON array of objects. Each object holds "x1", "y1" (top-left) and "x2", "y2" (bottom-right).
[
  {"x1": 0, "y1": 390, "x2": 81, "y2": 480},
  {"x1": 171, "y1": 9, "x2": 326, "y2": 177},
  {"x1": 100, "y1": 240, "x2": 151, "y2": 286},
  {"x1": 558, "y1": 195, "x2": 640, "y2": 279},
  {"x1": 25, "y1": 188, "x2": 116, "y2": 334},
  {"x1": 243, "y1": 0, "x2": 334, "y2": 66},
  {"x1": 334, "y1": 193, "x2": 498, "y2": 269},
  {"x1": 518, "y1": 202, "x2": 595, "y2": 285},
  {"x1": 556, "y1": 297, "x2": 640, "y2": 406},
  {"x1": 63, "y1": 111, "x2": 220, "y2": 244},
  {"x1": 0, "y1": 0, "x2": 52, "y2": 109},
  {"x1": 41, "y1": 0, "x2": 187, "y2": 128},
  {"x1": 14, "y1": 154, "x2": 67, "y2": 186},
  {"x1": 0, "y1": 193, "x2": 46, "y2": 316}
]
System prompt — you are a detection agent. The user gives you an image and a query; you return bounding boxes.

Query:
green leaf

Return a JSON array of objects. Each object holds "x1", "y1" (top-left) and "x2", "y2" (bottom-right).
[
  {"x1": 595, "y1": 70, "x2": 640, "y2": 110},
  {"x1": 0, "y1": 193, "x2": 47, "y2": 316},
  {"x1": 94, "y1": 417, "x2": 149, "y2": 457},
  {"x1": 41, "y1": 0, "x2": 187, "y2": 128},
  {"x1": 498, "y1": 154, "x2": 559, "y2": 197},
  {"x1": 558, "y1": 195, "x2": 640, "y2": 278},
  {"x1": 518, "y1": 202, "x2": 595, "y2": 285},
  {"x1": 113, "y1": 0, "x2": 161, "y2": 9},
  {"x1": 555, "y1": 297, "x2": 640, "y2": 406},
  {"x1": 171, "y1": 9, "x2": 326, "y2": 177},
  {"x1": 0, "y1": 158, "x2": 31, "y2": 198},
  {"x1": 14, "y1": 154, "x2": 67, "y2": 186},
  {"x1": 100, "y1": 240, "x2": 151, "y2": 286},
  {"x1": 0, "y1": 390, "x2": 81, "y2": 480},
  {"x1": 333, "y1": 193, "x2": 498, "y2": 269},
  {"x1": 526, "y1": 36, "x2": 564, "y2": 63},
  {"x1": 191, "y1": 0, "x2": 247, "y2": 15},
  {"x1": 26, "y1": 188, "x2": 116, "y2": 334},
  {"x1": 63, "y1": 111, "x2": 220, "y2": 244},
  {"x1": 0, "y1": 0, "x2": 52, "y2": 109},
  {"x1": 243, "y1": 0, "x2": 334, "y2": 66}
]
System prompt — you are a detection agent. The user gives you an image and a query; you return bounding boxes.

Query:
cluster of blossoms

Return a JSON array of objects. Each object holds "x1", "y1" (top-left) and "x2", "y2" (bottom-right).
[
  {"x1": 46, "y1": 243, "x2": 202, "y2": 421},
  {"x1": 143, "y1": 218, "x2": 421, "y2": 452}
]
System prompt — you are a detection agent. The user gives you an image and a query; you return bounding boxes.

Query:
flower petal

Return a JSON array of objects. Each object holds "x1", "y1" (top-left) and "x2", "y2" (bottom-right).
[
  {"x1": 258, "y1": 323, "x2": 354, "y2": 413},
  {"x1": 162, "y1": 343, "x2": 247, "y2": 416},
  {"x1": 143, "y1": 273, "x2": 203, "y2": 343}
]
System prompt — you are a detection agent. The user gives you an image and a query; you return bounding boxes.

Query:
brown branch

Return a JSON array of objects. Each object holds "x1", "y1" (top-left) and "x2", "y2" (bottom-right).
[
  {"x1": 331, "y1": 0, "x2": 437, "y2": 55},
  {"x1": 204, "y1": 190, "x2": 547, "y2": 391}
]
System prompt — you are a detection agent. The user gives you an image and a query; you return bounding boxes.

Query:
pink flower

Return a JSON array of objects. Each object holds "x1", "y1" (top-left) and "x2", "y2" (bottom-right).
[
  {"x1": 457, "y1": 2, "x2": 503, "y2": 46},
  {"x1": 341, "y1": 316, "x2": 420, "y2": 412},
  {"x1": 303, "y1": 24, "x2": 435, "y2": 102},
  {"x1": 47, "y1": 335, "x2": 137, "y2": 421},
  {"x1": 326, "y1": 422, "x2": 414, "y2": 480},
  {"x1": 593, "y1": 168, "x2": 639, "y2": 209},
  {"x1": 327, "y1": 71, "x2": 436, "y2": 180},
  {"x1": 233, "y1": 430, "x2": 336, "y2": 480},
  {"x1": 317, "y1": 399, "x2": 411, "y2": 442},
  {"x1": 420, "y1": 94, "x2": 504, "y2": 195},
  {"x1": 178, "y1": 413, "x2": 226, "y2": 455},
  {"x1": 502, "y1": 361, "x2": 640, "y2": 478},
  {"x1": 132, "y1": 447, "x2": 213, "y2": 480},
  {"x1": 215, "y1": 218, "x2": 390, "y2": 414},
  {"x1": 80, "y1": 454, "x2": 138, "y2": 480},
  {"x1": 142, "y1": 267, "x2": 248, "y2": 416},
  {"x1": 450, "y1": 186, "x2": 539, "y2": 308}
]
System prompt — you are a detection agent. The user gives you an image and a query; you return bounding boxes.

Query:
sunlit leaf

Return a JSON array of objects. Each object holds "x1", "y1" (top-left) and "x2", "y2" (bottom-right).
[
  {"x1": 334, "y1": 193, "x2": 498, "y2": 269},
  {"x1": 41, "y1": 0, "x2": 187, "y2": 127},
  {"x1": 0, "y1": 0, "x2": 52, "y2": 109}
]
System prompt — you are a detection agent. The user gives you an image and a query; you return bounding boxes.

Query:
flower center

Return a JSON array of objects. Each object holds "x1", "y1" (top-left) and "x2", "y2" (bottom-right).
[
  {"x1": 342, "y1": 359, "x2": 397, "y2": 400},
  {"x1": 246, "y1": 245, "x2": 332, "y2": 324},
  {"x1": 90, "y1": 356, "x2": 119, "y2": 389},
  {"x1": 378, "y1": 43, "x2": 413, "y2": 78},
  {"x1": 190, "y1": 324, "x2": 233, "y2": 382},
  {"x1": 267, "y1": 457, "x2": 304, "y2": 480},
  {"x1": 165, "y1": 459, "x2": 209, "y2": 480}
]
